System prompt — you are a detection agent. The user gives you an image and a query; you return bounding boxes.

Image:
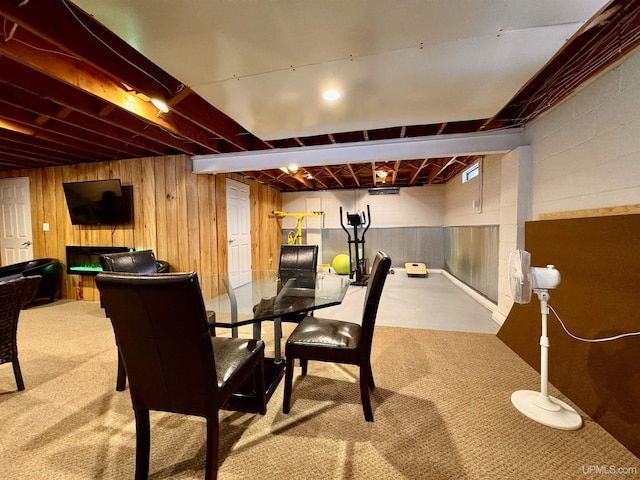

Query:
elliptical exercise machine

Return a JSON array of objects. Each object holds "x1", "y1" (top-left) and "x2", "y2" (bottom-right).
[{"x1": 339, "y1": 205, "x2": 371, "y2": 286}]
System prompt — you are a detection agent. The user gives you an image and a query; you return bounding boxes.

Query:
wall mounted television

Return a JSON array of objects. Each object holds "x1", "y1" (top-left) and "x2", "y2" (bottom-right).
[{"x1": 62, "y1": 179, "x2": 134, "y2": 225}]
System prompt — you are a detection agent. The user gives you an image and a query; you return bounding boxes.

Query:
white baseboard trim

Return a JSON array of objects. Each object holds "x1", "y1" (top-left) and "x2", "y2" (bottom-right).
[
  {"x1": 428, "y1": 269, "x2": 500, "y2": 323},
  {"x1": 491, "y1": 310, "x2": 507, "y2": 326}
]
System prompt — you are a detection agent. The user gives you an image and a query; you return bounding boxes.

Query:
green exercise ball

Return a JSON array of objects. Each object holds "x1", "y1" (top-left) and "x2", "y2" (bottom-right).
[{"x1": 332, "y1": 254, "x2": 351, "y2": 275}]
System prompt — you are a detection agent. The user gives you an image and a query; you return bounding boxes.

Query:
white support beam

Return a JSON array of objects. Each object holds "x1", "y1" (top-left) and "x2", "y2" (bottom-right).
[{"x1": 192, "y1": 129, "x2": 525, "y2": 174}]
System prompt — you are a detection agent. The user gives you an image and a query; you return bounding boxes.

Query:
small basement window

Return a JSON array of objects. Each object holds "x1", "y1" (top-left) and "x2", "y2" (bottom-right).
[{"x1": 462, "y1": 162, "x2": 479, "y2": 183}]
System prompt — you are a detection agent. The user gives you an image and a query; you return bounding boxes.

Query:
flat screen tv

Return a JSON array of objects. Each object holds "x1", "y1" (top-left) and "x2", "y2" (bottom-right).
[{"x1": 62, "y1": 179, "x2": 133, "y2": 225}]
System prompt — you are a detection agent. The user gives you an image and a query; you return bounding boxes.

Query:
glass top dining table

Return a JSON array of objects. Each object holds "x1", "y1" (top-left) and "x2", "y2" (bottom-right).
[
  {"x1": 199, "y1": 270, "x2": 352, "y2": 362},
  {"x1": 198, "y1": 270, "x2": 351, "y2": 410}
]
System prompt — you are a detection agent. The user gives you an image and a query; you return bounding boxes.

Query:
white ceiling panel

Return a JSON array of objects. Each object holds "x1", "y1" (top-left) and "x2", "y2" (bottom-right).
[{"x1": 73, "y1": 0, "x2": 609, "y2": 139}]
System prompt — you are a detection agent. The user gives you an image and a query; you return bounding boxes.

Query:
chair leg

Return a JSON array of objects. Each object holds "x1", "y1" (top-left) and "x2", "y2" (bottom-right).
[
  {"x1": 116, "y1": 348, "x2": 127, "y2": 391},
  {"x1": 360, "y1": 365, "x2": 374, "y2": 422},
  {"x1": 368, "y1": 361, "x2": 375, "y2": 389},
  {"x1": 13, "y1": 359, "x2": 25, "y2": 391},
  {"x1": 255, "y1": 360, "x2": 267, "y2": 415},
  {"x1": 283, "y1": 355, "x2": 295, "y2": 414},
  {"x1": 300, "y1": 358, "x2": 308, "y2": 376},
  {"x1": 252, "y1": 321, "x2": 262, "y2": 339},
  {"x1": 134, "y1": 409, "x2": 150, "y2": 480},
  {"x1": 205, "y1": 414, "x2": 219, "y2": 480}
]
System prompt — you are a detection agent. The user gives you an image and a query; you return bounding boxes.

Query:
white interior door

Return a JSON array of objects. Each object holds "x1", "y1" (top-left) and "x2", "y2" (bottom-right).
[
  {"x1": 0, "y1": 177, "x2": 34, "y2": 266},
  {"x1": 226, "y1": 179, "x2": 251, "y2": 286}
]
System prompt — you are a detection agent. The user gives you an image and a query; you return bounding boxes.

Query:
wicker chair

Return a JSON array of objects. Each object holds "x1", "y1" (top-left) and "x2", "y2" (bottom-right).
[{"x1": 0, "y1": 275, "x2": 42, "y2": 391}]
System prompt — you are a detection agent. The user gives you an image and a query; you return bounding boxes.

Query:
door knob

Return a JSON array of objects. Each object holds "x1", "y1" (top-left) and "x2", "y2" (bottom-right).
[{"x1": 22, "y1": 241, "x2": 32, "y2": 247}]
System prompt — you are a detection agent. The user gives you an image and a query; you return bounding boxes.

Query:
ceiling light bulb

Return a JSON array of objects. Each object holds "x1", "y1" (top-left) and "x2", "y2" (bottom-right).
[
  {"x1": 288, "y1": 164, "x2": 299, "y2": 173},
  {"x1": 322, "y1": 89, "x2": 342, "y2": 101},
  {"x1": 151, "y1": 98, "x2": 169, "y2": 113}
]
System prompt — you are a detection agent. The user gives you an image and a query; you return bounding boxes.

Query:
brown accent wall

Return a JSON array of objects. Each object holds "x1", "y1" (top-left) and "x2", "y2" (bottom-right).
[
  {"x1": 0, "y1": 155, "x2": 281, "y2": 301},
  {"x1": 498, "y1": 215, "x2": 640, "y2": 457}
]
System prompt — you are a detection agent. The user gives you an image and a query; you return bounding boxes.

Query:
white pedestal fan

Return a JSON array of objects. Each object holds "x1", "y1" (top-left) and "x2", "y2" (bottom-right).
[{"x1": 508, "y1": 250, "x2": 583, "y2": 431}]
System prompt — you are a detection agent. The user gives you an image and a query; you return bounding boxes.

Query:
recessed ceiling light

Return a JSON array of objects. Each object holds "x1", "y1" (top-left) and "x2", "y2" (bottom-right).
[
  {"x1": 151, "y1": 98, "x2": 170, "y2": 113},
  {"x1": 322, "y1": 88, "x2": 342, "y2": 101}
]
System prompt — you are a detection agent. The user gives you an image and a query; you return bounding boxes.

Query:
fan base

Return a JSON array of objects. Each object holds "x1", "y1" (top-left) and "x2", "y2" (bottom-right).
[{"x1": 511, "y1": 390, "x2": 583, "y2": 431}]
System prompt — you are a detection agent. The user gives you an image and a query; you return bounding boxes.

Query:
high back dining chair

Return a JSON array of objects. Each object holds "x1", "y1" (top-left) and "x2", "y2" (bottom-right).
[
  {"x1": 279, "y1": 244, "x2": 319, "y2": 279},
  {"x1": 282, "y1": 251, "x2": 391, "y2": 422},
  {"x1": 100, "y1": 250, "x2": 168, "y2": 391},
  {"x1": 100, "y1": 251, "x2": 216, "y2": 391},
  {"x1": 99, "y1": 249, "x2": 166, "y2": 274},
  {"x1": 96, "y1": 272, "x2": 266, "y2": 480},
  {"x1": 0, "y1": 275, "x2": 41, "y2": 391},
  {"x1": 253, "y1": 244, "x2": 319, "y2": 338}
]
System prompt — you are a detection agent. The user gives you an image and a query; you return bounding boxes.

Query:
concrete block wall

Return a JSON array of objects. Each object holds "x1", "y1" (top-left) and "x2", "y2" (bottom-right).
[
  {"x1": 526, "y1": 47, "x2": 640, "y2": 217},
  {"x1": 443, "y1": 154, "x2": 502, "y2": 226}
]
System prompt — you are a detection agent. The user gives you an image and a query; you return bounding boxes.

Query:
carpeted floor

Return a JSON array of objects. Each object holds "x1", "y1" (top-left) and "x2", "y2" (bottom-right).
[{"x1": 0, "y1": 300, "x2": 637, "y2": 479}]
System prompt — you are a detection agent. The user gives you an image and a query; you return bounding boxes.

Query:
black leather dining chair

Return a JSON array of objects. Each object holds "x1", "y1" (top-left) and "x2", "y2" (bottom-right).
[
  {"x1": 253, "y1": 244, "x2": 318, "y2": 338},
  {"x1": 100, "y1": 250, "x2": 169, "y2": 391},
  {"x1": 282, "y1": 251, "x2": 391, "y2": 422},
  {"x1": 100, "y1": 250, "x2": 217, "y2": 391},
  {"x1": 96, "y1": 271, "x2": 266, "y2": 480},
  {"x1": 0, "y1": 275, "x2": 41, "y2": 391}
]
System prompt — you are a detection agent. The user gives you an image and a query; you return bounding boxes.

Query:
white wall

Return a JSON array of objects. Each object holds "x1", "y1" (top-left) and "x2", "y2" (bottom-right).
[
  {"x1": 525, "y1": 47, "x2": 640, "y2": 218},
  {"x1": 443, "y1": 154, "x2": 502, "y2": 226},
  {"x1": 280, "y1": 45, "x2": 640, "y2": 321},
  {"x1": 282, "y1": 184, "x2": 445, "y2": 229}
]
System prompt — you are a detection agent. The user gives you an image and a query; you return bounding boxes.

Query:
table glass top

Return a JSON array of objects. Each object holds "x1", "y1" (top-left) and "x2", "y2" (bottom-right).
[{"x1": 199, "y1": 270, "x2": 351, "y2": 327}]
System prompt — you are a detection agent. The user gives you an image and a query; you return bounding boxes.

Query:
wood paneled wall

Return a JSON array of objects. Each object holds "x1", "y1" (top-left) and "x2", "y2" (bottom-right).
[{"x1": 0, "y1": 155, "x2": 281, "y2": 301}]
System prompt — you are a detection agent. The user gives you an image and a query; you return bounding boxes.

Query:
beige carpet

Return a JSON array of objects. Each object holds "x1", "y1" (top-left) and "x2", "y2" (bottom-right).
[{"x1": 0, "y1": 300, "x2": 637, "y2": 479}]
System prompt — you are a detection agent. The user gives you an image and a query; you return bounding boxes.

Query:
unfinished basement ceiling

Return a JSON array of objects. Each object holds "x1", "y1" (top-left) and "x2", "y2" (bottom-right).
[
  {"x1": 74, "y1": 0, "x2": 607, "y2": 140},
  {"x1": 1, "y1": 1, "x2": 639, "y2": 191}
]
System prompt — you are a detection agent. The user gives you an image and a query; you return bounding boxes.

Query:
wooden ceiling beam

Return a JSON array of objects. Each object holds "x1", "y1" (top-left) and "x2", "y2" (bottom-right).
[
  {"x1": 409, "y1": 159, "x2": 429, "y2": 184},
  {"x1": 0, "y1": 4, "x2": 268, "y2": 153},
  {"x1": 347, "y1": 164, "x2": 360, "y2": 187},
  {"x1": 0, "y1": 57, "x2": 200, "y2": 154},
  {"x1": 392, "y1": 160, "x2": 401, "y2": 184},
  {"x1": 0, "y1": 2, "x2": 181, "y2": 101},
  {"x1": 301, "y1": 168, "x2": 329, "y2": 189},
  {"x1": 0, "y1": 90, "x2": 157, "y2": 158},
  {"x1": 0, "y1": 102, "x2": 126, "y2": 160},
  {"x1": 0, "y1": 133, "x2": 85, "y2": 165},
  {"x1": 0, "y1": 27, "x2": 228, "y2": 154},
  {"x1": 291, "y1": 172, "x2": 316, "y2": 189},
  {"x1": 323, "y1": 166, "x2": 344, "y2": 188}
]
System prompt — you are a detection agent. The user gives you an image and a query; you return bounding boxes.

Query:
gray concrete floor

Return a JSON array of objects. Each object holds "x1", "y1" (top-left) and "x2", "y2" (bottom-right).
[{"x1": 318, "y1": 269, "x2": 500, "y2": 334}]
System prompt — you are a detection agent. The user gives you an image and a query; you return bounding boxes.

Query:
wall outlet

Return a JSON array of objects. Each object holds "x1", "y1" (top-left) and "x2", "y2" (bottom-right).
[
  {"x1": 43, "y1": 223, "x2": 50, "y2": 231},
  {"x1": 268, "y1": 257, "x2": 273, "y2": 264}
]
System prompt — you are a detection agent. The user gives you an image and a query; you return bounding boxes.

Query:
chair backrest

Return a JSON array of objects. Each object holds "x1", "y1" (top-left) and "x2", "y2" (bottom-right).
[
  {"x1": 99, "y1": 250, "x2": 158, "y2": 274},
  {"x1": 279, "y1": 245, "x2": 318, "y2": 286},
  {"x1": 0, "y1": 276, "x2": 38, "y2": 363},
  {"x1": 279, "y1": 244, "x2": 318, "y2": 272},
  {"x1": 95, "y1": 272, "x2": 219, "y2": 416},
  {"x1": 359, "y1": 251, "x2": 391, "y2": 360}
]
